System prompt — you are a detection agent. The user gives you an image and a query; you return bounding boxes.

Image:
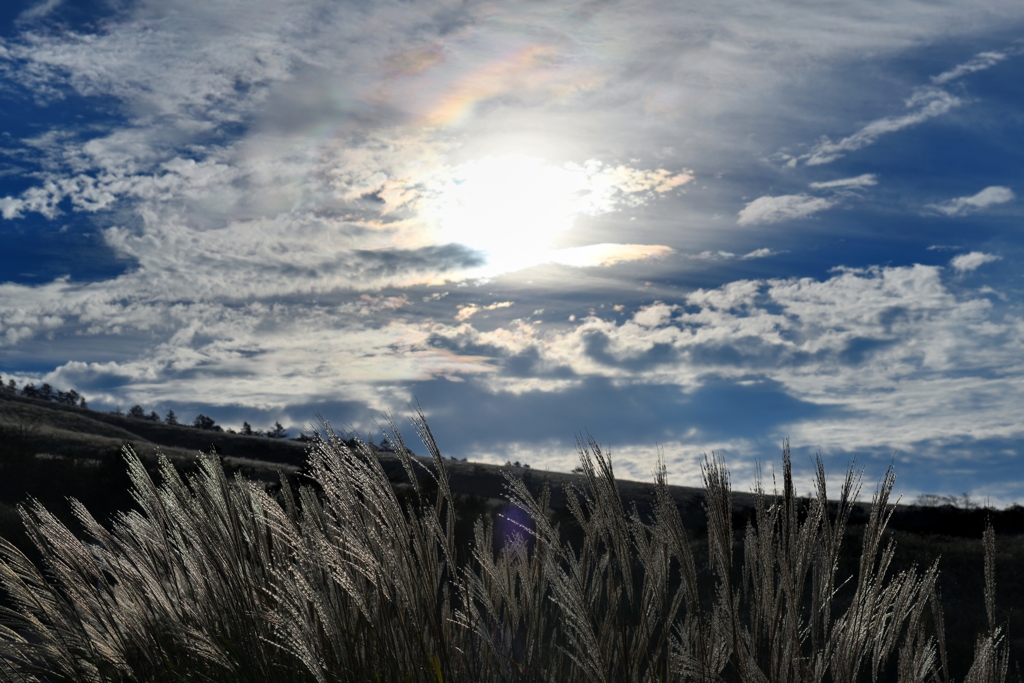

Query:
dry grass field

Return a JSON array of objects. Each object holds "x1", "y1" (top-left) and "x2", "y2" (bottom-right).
[{"x1": 0, "y1": 393, "x2": 1021, "y2": 682}]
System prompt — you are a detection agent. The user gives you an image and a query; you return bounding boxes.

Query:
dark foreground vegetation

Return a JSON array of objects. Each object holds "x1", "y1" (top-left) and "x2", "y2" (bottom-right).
[{"x1": 0, "y1": 399, "x2": 1020, "y2": 682}]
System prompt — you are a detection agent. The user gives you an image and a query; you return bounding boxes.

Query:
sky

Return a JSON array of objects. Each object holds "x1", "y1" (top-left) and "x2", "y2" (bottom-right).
[{"x1": 1, "y1": 0, "x2": 1024, "y2": 504}]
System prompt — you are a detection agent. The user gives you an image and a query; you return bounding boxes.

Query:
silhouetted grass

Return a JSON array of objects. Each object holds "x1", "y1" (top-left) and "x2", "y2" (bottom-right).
[{"x1": 0, "y1": 414, "x2": 1015, "y2": 682}]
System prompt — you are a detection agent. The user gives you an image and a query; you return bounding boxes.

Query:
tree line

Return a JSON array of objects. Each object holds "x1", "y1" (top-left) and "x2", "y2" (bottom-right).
[
  {"x1": 1, "y1": 373, "x2": 289, "y2": 439},
  {"x1": 0, "y1": 375, "x2": 87, "y2": 409},
  {"x1": 114, "y1": 406, "x2": 289, "y2": 439}
]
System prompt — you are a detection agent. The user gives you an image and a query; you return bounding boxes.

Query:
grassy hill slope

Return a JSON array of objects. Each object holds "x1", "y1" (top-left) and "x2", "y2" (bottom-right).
[{"x1": 0, "y1": 392, "x2": 1022, "y2": 678}]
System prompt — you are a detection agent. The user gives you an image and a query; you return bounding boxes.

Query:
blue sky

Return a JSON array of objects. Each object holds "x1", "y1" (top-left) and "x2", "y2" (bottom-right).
[{"x1": 1, "y1": 0, "x2": 1023, "y2": 504}]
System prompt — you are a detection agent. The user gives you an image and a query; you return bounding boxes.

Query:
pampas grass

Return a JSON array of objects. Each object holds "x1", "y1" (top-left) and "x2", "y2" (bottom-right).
[{"x1": 0, "y1": 414, "x2": 1012, "y2": 682}]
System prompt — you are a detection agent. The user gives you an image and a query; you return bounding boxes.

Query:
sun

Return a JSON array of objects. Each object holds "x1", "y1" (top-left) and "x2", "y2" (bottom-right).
[{"x1": 422, "y1": 155, "x2": 594, "y2": 273}]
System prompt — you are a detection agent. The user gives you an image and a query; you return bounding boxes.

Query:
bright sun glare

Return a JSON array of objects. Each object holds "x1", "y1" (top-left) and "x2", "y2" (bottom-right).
[{"x1": 424, "y1": 155, "x2": 599, "y2": 273}]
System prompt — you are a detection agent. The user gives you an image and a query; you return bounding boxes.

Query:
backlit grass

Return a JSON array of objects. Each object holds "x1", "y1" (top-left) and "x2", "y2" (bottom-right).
[{"x1": 0, "y1": 414, "x2": 1013, "y2": 682}]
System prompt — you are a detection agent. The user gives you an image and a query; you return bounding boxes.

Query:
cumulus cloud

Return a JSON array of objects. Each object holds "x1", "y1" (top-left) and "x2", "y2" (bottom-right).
[
  {"x1": 421, "y1": 264, "x2": 1024, "y2": 470},
  {"x1": 926, "y1": 186, "x2": 1015, "y2": 216},
  {"x1": 8, "y1": 251, "x2": 1024, "y2": 499},
  {"x1": 950, "y1": 251, "x2": 1001, "y2": 273},
  {"x1": 1, "y1": 0, "x2": 1024, "y2": 498},
  {"x1": 737, "y1": 194, "x2": 835, "y2": 225},
  {"x1": 24, "y1": 300, "x2": 502, "y2": 414}
]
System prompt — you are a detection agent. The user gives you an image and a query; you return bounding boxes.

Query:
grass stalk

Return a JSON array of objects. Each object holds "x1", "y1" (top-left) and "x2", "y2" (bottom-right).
[{"x1": 0, "y1": 419, "x2": 1012, "y2": 682}]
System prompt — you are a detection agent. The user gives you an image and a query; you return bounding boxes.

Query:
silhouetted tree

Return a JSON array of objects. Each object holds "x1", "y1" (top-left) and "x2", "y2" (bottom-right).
[
  {"x1": 268, "y1": 421, "x2": 287, "y2": 439},
  {"x1": 127, "y1": 405, "x2": 147, "y2": 419},
  {"x1": 147, "y1": 411, "x2": 160, "y2": 421},
  {"x1": 241, "y1": 421, "x2": 254, "y2": 436},
  {"x1": 193, "y1": 414, "x2": 222, "y2": 431},
  {"x1": 37, "y1": 383, "x2": 54, "y2": 402},
  {"x1": 916, "y1": 492, "x2": 979, "y2": 509},
  {"x1": 13, "y1": 381, "x2": 87, "y2": 406},
  {"x1": 165, "y1": 409, "x2": 179, "y2": 426}
]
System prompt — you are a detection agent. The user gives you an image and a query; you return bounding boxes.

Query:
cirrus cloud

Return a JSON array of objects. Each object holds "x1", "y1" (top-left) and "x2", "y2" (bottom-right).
[
  {"x1": 808, "y1": 174, "x2": 878, "y2": 190},
  {"x1": 803, "y1": 89, "x2": 961, "y2": 166},
  {"x1": 932, "y1": 50, "x2": 1009, "y2": 85}
]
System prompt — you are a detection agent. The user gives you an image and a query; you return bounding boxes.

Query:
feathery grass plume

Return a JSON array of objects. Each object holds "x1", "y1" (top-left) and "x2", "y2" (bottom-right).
[
  {"x1": 260, "y1": 412, "x2": 477, "y2": 682},
  {"x1": 0, "y1": 447, "x2": 303, "y2": 682},
  {"x1": 0, "y1": 416, "x2": 1015, "y2": 682},
  {"x1": 961, "y1": 522, "x2": 1009, "y2": 683}
]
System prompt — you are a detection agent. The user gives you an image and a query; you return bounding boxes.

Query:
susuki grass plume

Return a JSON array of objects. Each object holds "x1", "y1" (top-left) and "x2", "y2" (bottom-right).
[{"x1": 0, "y1": 414, "x2": 1013, "y2": 682}]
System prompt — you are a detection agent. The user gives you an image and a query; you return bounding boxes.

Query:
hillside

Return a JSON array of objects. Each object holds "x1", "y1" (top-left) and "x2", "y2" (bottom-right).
[
  {"x1": 0, "y1": 391, "x2": 1023, "y2": 677},
  {"x1": 2, "y1": 390, "x2": 1023, "y2": 534},
  {"x1": 0, "y1": 390, "x2": 722, "y2": 521}
]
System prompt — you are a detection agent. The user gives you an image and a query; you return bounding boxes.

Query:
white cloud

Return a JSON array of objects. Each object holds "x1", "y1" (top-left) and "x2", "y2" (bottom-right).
[
  {"x1": 31, "y1": 304, "x2": 501, "y2": 414},
  {"x1": 470, "y1": 265, "x2": 1024, "y2": 456},
  {"x1": 455, "y1": 301, "x2": 514, "y2": 321},
  {"x1": 685, "y1": 247, "x2": 784, "y2": 260},
  {"x1": 413, "y1": 156, "x2": 690, "y2": 275},
  {"x1": 547, "y1": 244, "x2": 674, "y2": 268},
  {"x1": 423, "y1": 267, "x2": 1024, "y2": 478},
  {"x1": 791, "y1": 50, "x2": 1013, "y2": 167},
  {"x1": 808, "y1": 174, "x2": 878, "y2": 190},
  {"x1": 927, "y1": 186, "x2": 1015, "y2": 216},
  {"x1": 804, "y1": 88, "x2": 960, "y2": 165},
  {"x1": 0, "y1": 197, "x2": 25, "y2": 220},
  {"x1": 687, "y1": 250, "x2": 736, "y2": 261},
  {"x1": 6, "y1": 253, "x2": 1024, "y2": 499},
  {"x1": 931, "y1": 50, "x2": 1008, "y2": 85},
  {"x1": 740, "y1": 248, "x2": 785, "y2": 259},
  {"x1": 737, "y1": 194, "x2": 835, "y2": 225},
  {"x1": 950, "y1": 251, "x2": 1001, "y2": 273},
  {"x1": 1, "y1": 0, "x2": 1024, "y2": 496},
  {"x1": 17, "y1": 0, "x2": 64, "y2": 22},
  {"x1": 632, "y1": 302, "x2": 676, "y2": 328}
]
